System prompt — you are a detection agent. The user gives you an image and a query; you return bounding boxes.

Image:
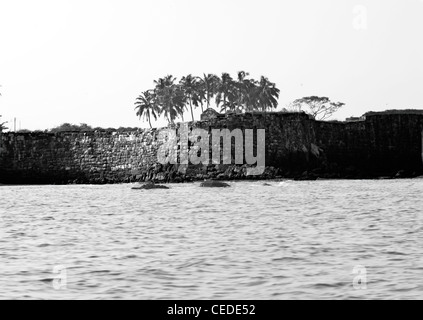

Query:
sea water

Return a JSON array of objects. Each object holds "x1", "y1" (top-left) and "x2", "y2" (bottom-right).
[{"x1": 0, "y1": 179, "x2": 422, "y2": 300}]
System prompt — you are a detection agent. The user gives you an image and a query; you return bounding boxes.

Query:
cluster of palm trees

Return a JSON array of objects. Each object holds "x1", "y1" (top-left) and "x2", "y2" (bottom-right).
[{"x1": 135, "y1": 72, "x2": 280, "y2": 127}]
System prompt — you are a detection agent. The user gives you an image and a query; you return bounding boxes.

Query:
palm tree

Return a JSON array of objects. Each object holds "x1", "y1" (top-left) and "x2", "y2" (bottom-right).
[
  {"x1": 164, "y1": 85, "x2": 186, "y2": 124},
  {"x1": 256, "y1": 76, "x2": 280, "y2": 112},
  {"x1": 180, "y1": 74, "x2": 199, "y2": 121},
  {"x1": 153, "y1": 75, "x2": 186, "y2": 124},
  {"x1": 235, "y1": 71, "x2": 250, "y2": 112},
  {"x1": 199, "y1": 73, "x2": 219, "y2": 110},
  {"x1": 194, "y1": 80, "x2": 206, "y2": 113},
  {"x1": 216, "y1": 73, "x2": 236, "y2": 113},
  {"x1": 153, "y1": 75, "x2": 176, "y2": 110},
  {"x1": 134, "y1": 90, "x2": 159, "y2": 128},
  {"x1": 243, "y1": 79, "x2": 259, "y2": 112},
  {"x1": 154, "y1": 75, "x2": 176, "y2": 91},
  {"x1": 157, "y1": 85, "x2": 186, "y2": 124}
]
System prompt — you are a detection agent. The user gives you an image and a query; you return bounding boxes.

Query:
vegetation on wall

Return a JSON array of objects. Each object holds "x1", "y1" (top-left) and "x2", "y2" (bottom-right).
[
  {"x1": 48, "y1": 124, "x2": 140, "y2": 133},
  {"x1": 0, "y1": 115, "x2": 6, "y2": 132}
]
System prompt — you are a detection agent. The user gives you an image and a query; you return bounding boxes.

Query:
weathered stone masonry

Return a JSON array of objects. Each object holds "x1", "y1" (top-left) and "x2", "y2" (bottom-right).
[{"x1": 0, "y1": 112, "x2": 422, "y2": 184}]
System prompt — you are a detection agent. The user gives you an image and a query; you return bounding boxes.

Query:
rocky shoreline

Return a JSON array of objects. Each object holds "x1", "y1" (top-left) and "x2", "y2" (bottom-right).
[
  {"x1": 123, "y1": 163, "x2": 423, "y2": 184},
  {"x1": 42, "y1": 165, "x2": 423, "y2": 185},
  {"x1": 1, "y1": 173, "x2": 423, "y2": 186},
  {"x1": 1, "y1": 162, "x2": 423, "y2": 185}
]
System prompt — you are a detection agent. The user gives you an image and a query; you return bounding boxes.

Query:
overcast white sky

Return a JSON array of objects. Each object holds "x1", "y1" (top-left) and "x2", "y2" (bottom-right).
[{"x1": 0, "y1": 0, "x2": 422, "y2": 130}]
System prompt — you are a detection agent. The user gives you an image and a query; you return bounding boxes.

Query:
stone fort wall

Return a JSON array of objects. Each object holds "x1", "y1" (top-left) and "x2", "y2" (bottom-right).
[{"x1": 1, "y1": 112, "x2": 422, "y2": 184}]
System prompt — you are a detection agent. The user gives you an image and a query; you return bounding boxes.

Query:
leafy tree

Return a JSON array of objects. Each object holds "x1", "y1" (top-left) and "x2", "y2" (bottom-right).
[
  {"x1": 50, "y1": 123, "x2": 93, "y2": 133},
  {"x1": 290, "y1": 96, "x2": 345, "y2": 120},
  {"x1": 117, "y1": 127, "x2": 139, "y2": 132},
  {"x1": 135, "y1": 90, "x2": 159, "y2": 128}
]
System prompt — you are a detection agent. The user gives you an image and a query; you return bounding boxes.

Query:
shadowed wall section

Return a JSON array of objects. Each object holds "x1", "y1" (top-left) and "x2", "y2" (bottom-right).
[{"x1": 0, "y1": 112, "x2": 422, "y2": 184}]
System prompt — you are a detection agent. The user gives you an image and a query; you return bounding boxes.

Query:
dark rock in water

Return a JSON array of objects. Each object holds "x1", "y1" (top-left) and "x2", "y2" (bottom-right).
[
  {"x1": 394, "y1": 170, "x2": 417, "y2": 179},
  {"x1": 200, "y1": 180, "x2": 230, "y2": 188},
  {"x1": 395, "y1": 170, "x2": 407, "y2": 178},
  {"x1": 294, "y1": 171, "x2": 318, "y2": 181},
  {"x1": 132, "y1": 181, "x2": 170, "y2": 190}
]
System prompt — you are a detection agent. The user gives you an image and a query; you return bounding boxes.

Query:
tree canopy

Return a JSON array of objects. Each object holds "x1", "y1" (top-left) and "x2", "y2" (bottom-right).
[
  {"x1": 289, "y1": 96, "x2": 345, "y2": 120},
  {"x1": 49, "y1": 124, "x2": 140, "y2": 133},
  {"x1": 135, "y1": 71, "x2": 281, "y2": 127},
  {"x1": 49, "y1": 123, "x2": 94, "y2": 133}
]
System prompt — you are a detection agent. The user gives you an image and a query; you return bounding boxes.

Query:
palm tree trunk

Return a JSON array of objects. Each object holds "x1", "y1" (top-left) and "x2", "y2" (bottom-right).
[
  {"x1": 238, "y1": 87, "x2": 243, "y2": 113},
  {"x1": 148, "y1": 113, "x2": 152, "y2": 128},
  {"x1": 189, "y1": 99, "x2": 194, "y2": 121}
]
